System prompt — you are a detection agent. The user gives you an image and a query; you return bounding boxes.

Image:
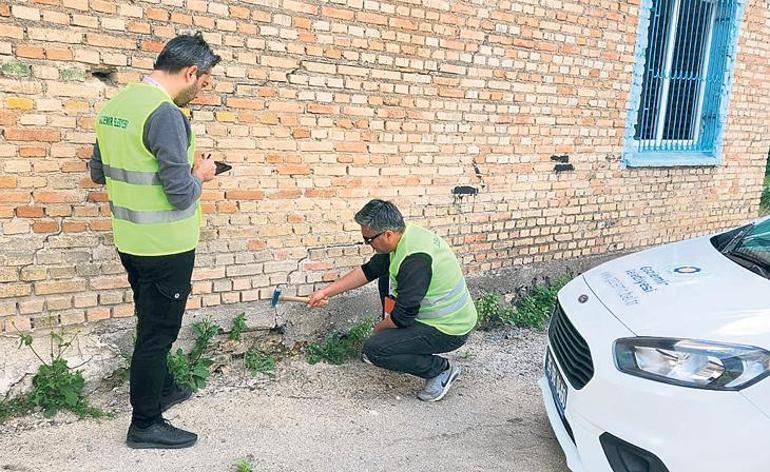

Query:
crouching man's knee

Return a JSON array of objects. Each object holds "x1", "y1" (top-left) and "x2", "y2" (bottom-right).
[{"x1": 362, "y1": 335, "x2": 387, "y2": 366}]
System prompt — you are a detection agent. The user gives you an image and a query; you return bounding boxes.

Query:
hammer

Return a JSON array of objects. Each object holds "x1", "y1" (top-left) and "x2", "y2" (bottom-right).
[{"x1": 271, "y1": 286, "x2": 311, "y2": 308}]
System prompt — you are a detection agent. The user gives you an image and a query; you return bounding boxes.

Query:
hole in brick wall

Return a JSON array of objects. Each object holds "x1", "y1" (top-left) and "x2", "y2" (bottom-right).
[
  {"x1": 452, "y1": 185, "x2": 479, "y2": 197},
  {"x1": 554, "y1": 163, "x2": 575, "y2": 173},
  {"x1": 89, "y1": 66, "x2": 117, "y2": 85}
]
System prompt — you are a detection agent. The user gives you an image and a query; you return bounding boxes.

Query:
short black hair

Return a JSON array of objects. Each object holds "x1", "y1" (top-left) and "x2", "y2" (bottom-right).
[
  {"x1": 354, "y1": 199, "x2": 406, "y2": 233},
  {"x1": 154, "y1": 32, "x2": 221, "y2": 76}
]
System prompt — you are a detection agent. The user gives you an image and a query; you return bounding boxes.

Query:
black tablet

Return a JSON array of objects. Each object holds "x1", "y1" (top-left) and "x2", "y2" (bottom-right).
[{"x1": 214, "y1": 161, "x2": 232, "y2": 175}]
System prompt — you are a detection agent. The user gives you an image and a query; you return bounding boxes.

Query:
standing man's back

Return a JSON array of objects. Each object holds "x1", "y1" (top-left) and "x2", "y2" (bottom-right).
[{"x1": 90, "y1": 32, "x2": 220, "y2": 449}]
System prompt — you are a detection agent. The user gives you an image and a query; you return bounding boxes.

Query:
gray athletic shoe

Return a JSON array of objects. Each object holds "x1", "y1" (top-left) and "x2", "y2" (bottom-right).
[{"x1": 418, "y1": 361, "x2": 461, "y2": 402}]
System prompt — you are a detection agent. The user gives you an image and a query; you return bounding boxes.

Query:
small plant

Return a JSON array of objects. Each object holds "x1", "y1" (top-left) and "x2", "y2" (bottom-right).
[
  {"x1": 244, "y1": 348, "x2": 275, "y2": 376},
  {"x1": 512, "y1": 277, "x2": 568, "y2": 329},
  {"x1": 168, "y1": 319, "x2": 221, "y2": 391},
  {"x1": 10, "y1": 324, "x2": 104, "y2": 420},
  {"x1": 476, "y1": 293, "x2": 516, "y2": 330},
  {"x1": 760, "y1": 176, "x2": 770, "y2": 216},
  {"x1": 306, "y1": 317, "x2": 376, "y2": 365},
  {"x1": 0, "y1": 396, "x2": 31, "y2": 424},
  {"x1": 475, "y1": 275, "x2": 572, "y2": 330},
  {"x1": 229, "y1": 313, "x2": 247, "y2": 342},
  {"x1": 235, "y1": 459, "x2": 254, "y2": 472}
]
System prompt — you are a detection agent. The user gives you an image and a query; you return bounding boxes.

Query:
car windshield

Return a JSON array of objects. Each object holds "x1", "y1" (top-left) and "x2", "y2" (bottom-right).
[{"x1": 731, "y1": 218, "x2": 770, "y2": 267}]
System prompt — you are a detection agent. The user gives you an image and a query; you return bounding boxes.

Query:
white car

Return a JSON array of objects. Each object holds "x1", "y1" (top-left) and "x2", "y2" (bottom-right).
[{"x1": 540, "y1": 216, "x2": 770, "y2": 472}]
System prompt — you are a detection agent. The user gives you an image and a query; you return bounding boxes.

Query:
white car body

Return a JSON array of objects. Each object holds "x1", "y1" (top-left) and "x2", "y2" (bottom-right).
[{"x1": 540, "y1": 218, "x2": 770, "y2": 472}]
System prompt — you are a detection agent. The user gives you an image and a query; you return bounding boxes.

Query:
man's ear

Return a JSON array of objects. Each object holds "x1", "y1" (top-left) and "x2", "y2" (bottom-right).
[{"x1": 184, "y1": 65, "x2": 199, "y2": 82}]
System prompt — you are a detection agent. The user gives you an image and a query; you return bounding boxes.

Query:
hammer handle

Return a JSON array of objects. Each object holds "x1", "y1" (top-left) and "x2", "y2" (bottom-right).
[{"x1": 279, "y1": 295, "x2": 310, "y2": 303}]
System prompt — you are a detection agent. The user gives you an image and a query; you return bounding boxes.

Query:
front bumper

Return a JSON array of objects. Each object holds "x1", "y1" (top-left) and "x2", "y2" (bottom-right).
[{"x1": 541, "y1": 275, "x2": 770, "y2": 472}]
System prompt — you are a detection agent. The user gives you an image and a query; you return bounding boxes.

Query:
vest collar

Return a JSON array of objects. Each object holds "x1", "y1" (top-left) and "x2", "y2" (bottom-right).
[{"x1": 141, "y1": 76, "x2": 173, "y2": 101}]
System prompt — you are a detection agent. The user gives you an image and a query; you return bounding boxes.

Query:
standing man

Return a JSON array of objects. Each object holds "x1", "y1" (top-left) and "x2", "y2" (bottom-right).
[
  {"x1": 308, "y1": 200, "x2": 477, "y2": 402},
  {"x1": 90, "y1": 33, "x2": 220, "y2": 449}
]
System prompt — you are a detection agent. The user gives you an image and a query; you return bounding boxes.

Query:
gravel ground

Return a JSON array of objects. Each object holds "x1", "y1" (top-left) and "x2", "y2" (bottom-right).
[{"x1": 0, "y1": 328, "x2": 569, "y2": 472}]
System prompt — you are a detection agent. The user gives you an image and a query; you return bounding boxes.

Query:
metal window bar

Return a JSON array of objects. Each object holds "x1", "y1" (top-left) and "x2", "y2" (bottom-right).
[{"x1": 634, "y1": 0, "x2": 738, "y2": 156}]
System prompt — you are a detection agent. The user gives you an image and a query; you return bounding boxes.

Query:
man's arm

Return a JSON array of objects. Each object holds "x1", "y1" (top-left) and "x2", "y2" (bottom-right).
[
  {"x1": 387, "y1": 253, "x2": 432, "y2": 328},
  {"x1": 144, "y1": 103, "x2": 202, "y2": 211},
  {"x1": 89, "y1": 141, "x2": 105, "y2": 184},
  {"x1": 307, "y1": 253, "x2": 389, "y2": 308}
]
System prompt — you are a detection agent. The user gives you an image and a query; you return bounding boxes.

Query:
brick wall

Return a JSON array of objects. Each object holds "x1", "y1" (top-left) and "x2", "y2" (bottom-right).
[{"x1": 1, "y1": 0, "x2": 769, "y2": 332}]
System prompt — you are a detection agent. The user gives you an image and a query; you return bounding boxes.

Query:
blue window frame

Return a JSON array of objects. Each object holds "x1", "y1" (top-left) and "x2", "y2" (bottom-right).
[{"x1": 623, "y1": 0, "x2": 747, "y2": 167}]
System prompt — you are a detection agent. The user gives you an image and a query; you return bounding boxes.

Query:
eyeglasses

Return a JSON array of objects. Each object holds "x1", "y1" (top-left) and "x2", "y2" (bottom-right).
[{"x1": 362, "y1": 231, "x2": 386, "y2": 245}]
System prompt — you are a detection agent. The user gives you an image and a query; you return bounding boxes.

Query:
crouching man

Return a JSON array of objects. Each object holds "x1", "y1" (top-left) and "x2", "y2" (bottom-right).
[{"x1": 308, "y1": 199, "x2": 477, "y2": 401}]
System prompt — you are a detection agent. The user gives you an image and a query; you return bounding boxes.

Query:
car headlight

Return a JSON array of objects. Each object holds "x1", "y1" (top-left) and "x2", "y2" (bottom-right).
[{"x1": 615, "y1": 337, "x2": 770, "y2": 391}]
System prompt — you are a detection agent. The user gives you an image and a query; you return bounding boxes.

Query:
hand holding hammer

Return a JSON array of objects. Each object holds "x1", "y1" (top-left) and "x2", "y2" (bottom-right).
[{"x1": 271, "y1": 286, "x2": 328, "y2": 308}]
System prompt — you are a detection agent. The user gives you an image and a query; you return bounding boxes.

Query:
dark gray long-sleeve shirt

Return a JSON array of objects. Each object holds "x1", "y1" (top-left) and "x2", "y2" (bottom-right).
[{"x1": 90, "y1": 102, "x2": 202, "y2": 211}]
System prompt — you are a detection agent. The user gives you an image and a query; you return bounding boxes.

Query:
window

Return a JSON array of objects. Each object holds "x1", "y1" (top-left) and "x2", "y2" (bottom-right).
[{"x1": 623, "y1": 0, "x2": 746, "y2": 167}]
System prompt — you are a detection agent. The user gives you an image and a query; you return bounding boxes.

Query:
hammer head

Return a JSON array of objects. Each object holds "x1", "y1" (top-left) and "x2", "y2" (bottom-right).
[{"x1": 270, "y1": 286, "x2": 282, "y2": 308}]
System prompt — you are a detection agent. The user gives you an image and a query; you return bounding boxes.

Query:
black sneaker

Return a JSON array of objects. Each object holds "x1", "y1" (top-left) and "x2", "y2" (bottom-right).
[
  {"x1": 161, "y1": 386, "x2": 193, "y2": 413},
  {"x1": 126, "y1": 420, "x2": 198, "y2": 449}
]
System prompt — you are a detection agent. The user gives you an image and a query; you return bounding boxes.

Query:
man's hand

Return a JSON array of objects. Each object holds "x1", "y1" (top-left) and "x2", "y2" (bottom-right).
[
  {"x1": 193, "y1": 153, "x2": 216, "y2": 182},
  {"x1": 307, "y1": 289, "x2": 330, "y2": 308},
  {"x1": 373, "y1": 315, "x2": 397, "y2": 333}
]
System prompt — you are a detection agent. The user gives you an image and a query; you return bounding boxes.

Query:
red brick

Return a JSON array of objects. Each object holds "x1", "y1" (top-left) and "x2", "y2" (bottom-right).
[
  {"x1": 146, "y1": 7, "x2": 169, "y2": 21},
  {"x1": 19, "y1": 147, "x2": 46, "y2": 158},
  {"x1": 248, "y1": 239, "x2": 267, "y2": 251},
  {"x1": 86, "y1": 33, "x2": 135, "y2": 49},
  {"x1": 275, "y1": 164, "x2": 311, "y2": 175},
  {"x1": 230, "y1": 6, "x2": 249, "y2": 19},
  {"x1": 16, "y1": 45, "x2": 45, "y2": 59},
  {"x1": 4, "y1": 128, "x2": 60, "y2": 142},
  {"x1": 0, "y1": 24, "x2": 23, "y2": 39},
  {"x1": 34, "y1": 191, "x2": 79, "y2": 203},
  {"x1": 46, "y1": 47, "x2": 73, "y2": 60},
  {"x1": 225, "y1": 191, "x2": 264, "y2": 200},
  {"x1": 170, "y1": 12, "x2": 192, "y2": 25},
  {"x1": 308, "y1": 103, "x2": 338, "y2": 114},
  {"x1": 321, "y1": 7, "x2": 354, "y2": 21},
  {"x1": 141, "y1": 40, "x2": 164, "y2": 53},
  {"x1": 227, "y1": 98, "x2": 264, "y2": 110},
  {"x1": 89, "y1": 219, "x2": 112, "y2": 231},
  {"x1": 32, "y1": 220, "x2": 59, "y2": 233},
  {"x1": 15, "y1": 206, "x2": 42, "y2": 217},
  {"x1": 63, "y1": 221, "x2": 87, "y2": 232},
  {"x1": 0, "y1": 176, "x2": 17, "y2": 189},
  {"x1": 335, "y1": 142, "x2": 367, "y2": 153},
  {"x1": 0, "y1": 193, "x2": 31, "y2": 204},
  {"x1": 90, "y1": 0, "x2": 116, "y2": 13}
]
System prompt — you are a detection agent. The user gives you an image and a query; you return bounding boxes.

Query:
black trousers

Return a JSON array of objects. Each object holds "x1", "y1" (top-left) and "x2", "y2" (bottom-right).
[
  {"x1": 119, "y1": 249, "x2": 195, "y2": 428},
  {"x1": 362, "y1": 276, "x2": 469, "y2": 379}
]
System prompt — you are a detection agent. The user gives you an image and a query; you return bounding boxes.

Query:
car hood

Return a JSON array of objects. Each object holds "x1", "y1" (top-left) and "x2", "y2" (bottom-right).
[{"x1": 582, "y1": 236, "x2": 770, "y2": 349}]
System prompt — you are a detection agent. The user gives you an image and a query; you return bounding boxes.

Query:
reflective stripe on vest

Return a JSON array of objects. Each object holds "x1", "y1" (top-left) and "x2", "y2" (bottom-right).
[
  {"x1": 109, "y1": 202, "x2": 198, "y2": 225},
  {"x1": 102, "y1": 164, "x2": 161, "y2": 185},
  {"x1": 388, "y1": 276, "x2": 471, "y2": 320}
]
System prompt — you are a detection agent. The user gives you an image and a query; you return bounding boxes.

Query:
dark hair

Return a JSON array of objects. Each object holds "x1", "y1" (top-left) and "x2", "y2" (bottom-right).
[
  {"x1": 154, "y1": 32, "x2": 221, "y2": 76},
  {"x1": 354, "y1": 199, "x2": 405, "y2": 233}
]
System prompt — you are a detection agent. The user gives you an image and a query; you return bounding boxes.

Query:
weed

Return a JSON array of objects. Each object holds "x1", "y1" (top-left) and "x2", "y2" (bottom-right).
[
  {"x1": 476, "y1": 293, "x2": 516, "y2": 330},
  {"x1": 306, "y1": 317, "x2": 376, "y2": 365},
  {"x1": 229, "y1": 313, "x2": 247, "y2": 342},
  {"x1": 0, "y1": 396, "x2": 31, "y2": 424},
  {"x1": 512, "y1": 275, "x2": 570, "y2": 329},
  {"x1": 235, "y1": 459, "x2": 254, "y2": 472},
  {"x1": 244, "y1": 348, "x2": 275, "y2": 376},
  {"x1": 475, "y1": 275, "x2": 571, "y2": 330},
  {"x1": 761, "y1": 176, "x2": 770, "y2": 216},
  {"x1": 7, "y1": 324, "x2": 104, "y2": 421},
  {"x1": 168, "y1": 319, "x2": 221, "y2": 391}
]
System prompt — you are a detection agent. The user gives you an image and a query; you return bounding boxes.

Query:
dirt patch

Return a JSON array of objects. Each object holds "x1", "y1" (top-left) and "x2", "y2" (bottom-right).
[{"x1": 0, "y1": 329, "x2": 568, "y2": 472}]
